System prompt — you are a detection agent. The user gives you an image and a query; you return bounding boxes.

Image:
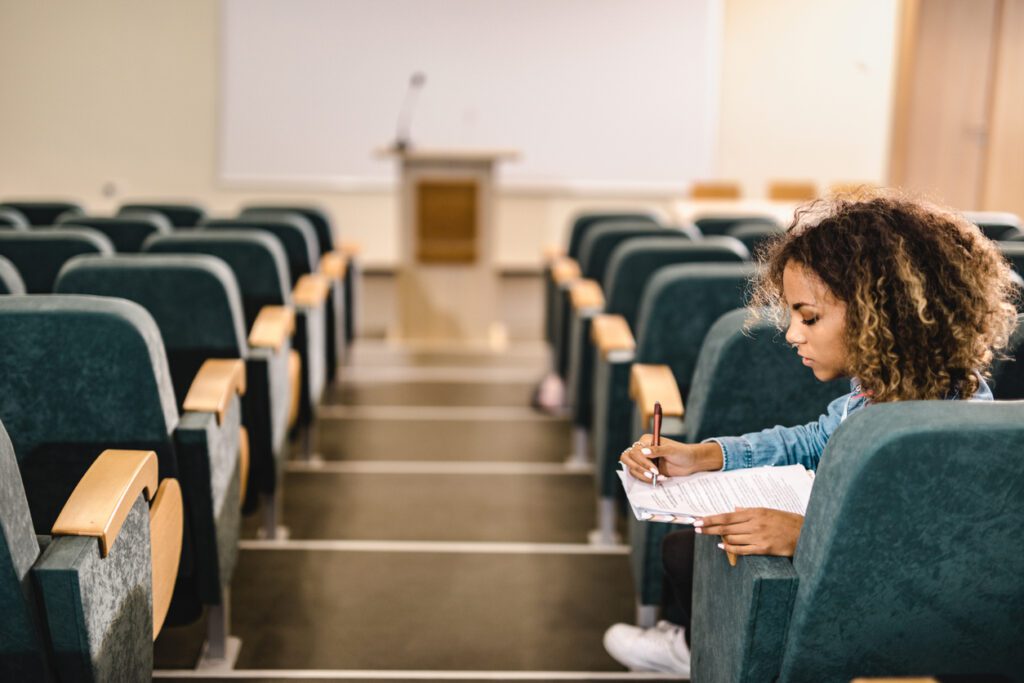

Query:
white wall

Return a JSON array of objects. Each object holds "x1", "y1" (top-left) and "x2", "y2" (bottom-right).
[
  {"x1": 0, "y1": 0, "x2": 901, "y2": 268},
  {"x1": 715, "y1": 0, "x2": 900, "y2": 195}
]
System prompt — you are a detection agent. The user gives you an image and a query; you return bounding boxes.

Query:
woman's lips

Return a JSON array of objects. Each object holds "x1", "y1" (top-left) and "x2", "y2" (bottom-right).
[{"x1": 801, "y1": 357, "x2": 813, "y2": 366}]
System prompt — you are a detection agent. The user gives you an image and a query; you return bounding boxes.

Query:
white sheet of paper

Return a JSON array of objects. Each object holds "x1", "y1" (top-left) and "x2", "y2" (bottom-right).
[{"x1": 618, "y1": 464, "x2": 814, "y2": 522}]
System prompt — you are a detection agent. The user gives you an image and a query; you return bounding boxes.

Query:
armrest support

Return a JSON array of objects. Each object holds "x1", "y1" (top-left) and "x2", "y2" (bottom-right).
[
  {"x1": 552, "y1": 256, "x2": 581, "y2": 285},
  {"x1": 292, "y1": 272, "x2": 331, "y2": 307},
  {"x1": 248, "y1": 305, "x2": 295, "y2": 351},
  {"x1": 592, "y1": 314, "x2": 636, "y2": 361},
  {"x1": 319, "y1": 250, "x2": 348, "y2": 280},
  {"x1": 51, "y1": 450, "x2": 159, "y2": 557},
  {"x1": 630, "y1": 363, "x2": 684, "y2": 428},
  {"x1": 543, "y1": 244, "x2": 565, "y2": 262},
  {"x1": 691, "y1": 534, "x2": 798, "y2": 683},
  {"x1": 570, "y1": 278, "x2": 605, "y2": 313},
  {"x1": 339, "y1": 241, "x2": 362, "y2": 258},
  {"x1": 183, "y1": 358, "x2": 247, "y2": 425},
  {"x1": 148, "y1": 478, "x2": 183, "y2": 638}
]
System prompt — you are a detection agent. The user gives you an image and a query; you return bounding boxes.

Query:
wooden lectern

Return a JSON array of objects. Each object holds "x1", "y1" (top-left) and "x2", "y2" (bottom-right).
[{"x1": 380, "y1": 147, "x2": 518, "y2": 347}]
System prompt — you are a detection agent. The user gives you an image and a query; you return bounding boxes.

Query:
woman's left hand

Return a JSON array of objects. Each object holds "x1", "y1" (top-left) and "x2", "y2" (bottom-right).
[{"x1": 694, "y1": 507, "x2": 804, "y2": 557}]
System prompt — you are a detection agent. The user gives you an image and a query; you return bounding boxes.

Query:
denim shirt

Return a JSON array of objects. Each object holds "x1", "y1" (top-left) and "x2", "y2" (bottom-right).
[{"x1": 710, "y1": 377, "x2": 994, "y2": 472}]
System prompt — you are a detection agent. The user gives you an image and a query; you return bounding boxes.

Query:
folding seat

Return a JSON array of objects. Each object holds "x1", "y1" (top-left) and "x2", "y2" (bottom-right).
[
  {"x1": 726, "y1": 221, "x2": 785, "y2": 257},
  {"x1": 627, "y1": 308, "x2": 848, "y2": 624},
  {"x1": 690, "y1": 400, "x2": 1024, "y2": 682},
  {"x1": 0, "y1": 200, "x2": 84, "y2": 225},
  {"x1": 998, "y1": 241, "x2": 1024, "y2": 274},
  {"x1": 56, "y1": 253, "x2": 291, "y2": 538},
  {"x1": 238, "y1": 205, "x2": 353, "y2": 374},
  {"x1": 964, "y1": 210, "x2": 1022, "y2": 241},
  {"x1": 118, "y1": 202, "x2": 206, "y2": 228},
  {"x1": 0, "y1": 255, "x2": 25, "y2": 294},
  {"x1": 0, "y1": 295, "x2": 244, "y2": 663},
  {"x1": 693, "y1": 214, "x2": 779, "y2": 236},
  {"x1": 556, "y1": 221, "x2": 685, "y2": 382},
  {"x1": 58, "y1": 214, "x2": 172, "y2": 252},
  {"x1": 544, "y1": 212, "x2": 663, "y2": 361},
  {"x1": 0, "y1": 229, "x2": 113, "y2": 292},
  {"x1": 589, "y1": 262, "x2": 757, "y2": 543},
  {"x1": 0, "y1": 206, "x2": 29, "y2": 228},
  {"x1": 566, "y1": 236, "x2": 746, "y2": 467},
  {"x1": 991, "y1": 313, "x2": 1024, "y2": 399},
  {"x1": 199, "y1": 217, "x2": 330, "y2": 433},
  {"x1": 0, "y1": 418, "x2": 183, "y2": 681}
]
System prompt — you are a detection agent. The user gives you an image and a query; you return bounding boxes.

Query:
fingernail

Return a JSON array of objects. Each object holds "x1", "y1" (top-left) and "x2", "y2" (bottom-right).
[
  {"x1": 641, "y1": 447, "x2": 651, "y2": 456},
  {"x1": 692, "y1": 520, "x2": 703, "y2": 527},
  {"x1": 694, "y1": 528, "x2": 702, "y2": 534},
  {"x1": 643, "y1": 471, "x2": 653, "y2": 479},
  {"x1": 717, "y1": 543, "x2": 724, "y2": 550},
  {"x1": 648, "y1": 466, "x2": 658, "y2": 474}
]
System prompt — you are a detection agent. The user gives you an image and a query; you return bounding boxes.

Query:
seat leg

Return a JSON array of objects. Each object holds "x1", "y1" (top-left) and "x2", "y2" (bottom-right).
[
  {"x1": 195, "y1": 587, "x2": 242, "y2": 670},
  {"x1": 588, "y1": 496, "x2": 622, "y2": 545},
  {"x1": 565, "y1": 426, "x2": 590, "y2": 469},
  {"x1": 636, "y1": 602, "x2": 659, "y2": 628},
  {"x1": 258, "y1": 492, "x2": 289, "y2": 540}
]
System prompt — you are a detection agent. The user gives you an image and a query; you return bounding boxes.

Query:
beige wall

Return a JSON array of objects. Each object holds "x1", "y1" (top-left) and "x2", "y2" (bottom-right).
[{"x1": 0, "y1": 0, "x2": 902, "y2": 268}]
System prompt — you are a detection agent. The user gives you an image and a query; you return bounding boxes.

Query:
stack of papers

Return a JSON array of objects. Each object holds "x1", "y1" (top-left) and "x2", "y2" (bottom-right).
[{"x1": 617, "y1": 464, "x2": 815, "y2": 524}]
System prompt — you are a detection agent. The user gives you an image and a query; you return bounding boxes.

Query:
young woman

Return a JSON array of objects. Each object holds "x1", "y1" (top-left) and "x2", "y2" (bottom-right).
[{"x1": 604, "y1": 190, "x2": 1020, "y2": 675}]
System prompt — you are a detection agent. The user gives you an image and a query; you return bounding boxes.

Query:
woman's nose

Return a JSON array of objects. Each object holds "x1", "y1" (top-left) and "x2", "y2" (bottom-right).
[{"x1": 786, "y1": 323, "x2": 804, "y2": 347}]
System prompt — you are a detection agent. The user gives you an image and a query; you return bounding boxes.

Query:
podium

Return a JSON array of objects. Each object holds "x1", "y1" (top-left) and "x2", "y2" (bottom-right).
[{"x1": 380, "y1": 147, "x2": 518, "y2": 347}]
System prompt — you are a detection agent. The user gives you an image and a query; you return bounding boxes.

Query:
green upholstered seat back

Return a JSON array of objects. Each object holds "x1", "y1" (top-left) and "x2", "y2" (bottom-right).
[
  {"x1": 634, "y1": 263, "x2": 757, "y2": 400},
  {"x1": 779, "y1": 401, "x2": 1024, "y2": 682},
  {"x1": 0, "y1": 229, "x2": 114, "y2": 293},
  {"x1": 59, "y1": 216, "x2": 171, "y2": 253},
  {"x1": 0, "y1": 419, "x2": 48, "y2": 681},
  {"x1": 605, "y1": 237, "x2": 750, "y2": 325},
  {"x1": 577, "y1": 223, "x2": 679, "y2": 283},
  {"x1": 726, "y1": 222, "x2": 785, "y2": 258},
  {"x1": 201, "y1": 216, "x2": 318, "y2": 287},
  {"x1": 0, "y1": 295, "x2": 179, "y2": 532},
  {"x1": 54, "y1": 254, "x2": 249, "y2": 405},
  {"x1": 998, "y1": 241, "x2": 1024, "y2": 275},
  {"x1": 566, "y1": 212, "x2": 661, "y2": 260},
  {"x1": 118, "y1": 202, "x2": 206, "y2": 228},
  {"x1": 965, "y1": 211, "x2": 1022, "y2": 241},
  {"x1": 682, "y1": 308, "x2": 848, "y2": 442},
  {"x1": 0, "y1": 256, "x2": 26, "y2": 294},
  {"x1": 989, "y1": 313, "x2": 1024, "y2": 400},
  {"x1": 0, "y1": 201, "x2": 84, "y2": 226},
  {"x1": 694, "y1": 214, "x2": 778, "y2": 236},
  {"x1": 142, "y1": 231, "x2": 291, "y2": 329},
  {"x1": 0, "y1": 207, "x2": 29, "y2": 229},
  {"x1": 239, "y1": 205, "x2": 335, "y2": 254}
]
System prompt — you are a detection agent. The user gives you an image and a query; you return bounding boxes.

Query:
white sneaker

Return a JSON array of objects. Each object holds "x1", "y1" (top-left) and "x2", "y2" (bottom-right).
[{"x1": 602, "y1": 621, "x2": 691, "y2": 675}]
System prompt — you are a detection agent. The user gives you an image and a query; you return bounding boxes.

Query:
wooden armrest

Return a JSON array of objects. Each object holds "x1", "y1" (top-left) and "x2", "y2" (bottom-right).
[
  {"x1": 570, "y1": 279, "x2": 605, "y2": 312},
  {"x1": 543, "y1": 244, "x2": 565, "y2": 262},
  {"x1": 292, "y1": 272, "x2": 330, "y2": 307},
  {"x1": 248, "y1": 305, "x2": 295, "y2": 351},
  {"x1": 552, "y1": 256, "x2": 581, "y2": 285},
  {"x1": 630, "y1": 364, "x2": 684, "y2": 427},
  {"x1": 182, "y1": 359, "x2": 246, "y2": 425},
  {"x1": 339, "y1": 241, "x2": 362, "y2": 258},
  {"x1": 148, "y1": 478, "x2": 182, "y2": 639},
  {"x1": 591, "y1": 314, "x2": 636, "y2": 359},
  {"x1": 319, "y1": 250, "x2": 348, "y2": 280},
  {"x1": 51, "y1": 450, "x2": 159, "y2": 557}
]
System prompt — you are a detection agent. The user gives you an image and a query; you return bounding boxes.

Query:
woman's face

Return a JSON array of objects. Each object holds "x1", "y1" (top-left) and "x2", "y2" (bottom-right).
[{"x1": 782, "y1": 261, "x2": 850, "y2": 382}]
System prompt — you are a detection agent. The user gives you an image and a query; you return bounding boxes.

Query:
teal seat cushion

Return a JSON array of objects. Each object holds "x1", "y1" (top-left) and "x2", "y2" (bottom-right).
[
  {"x1": 0, "y1": 201, "x2": 84, "y2": 226},
  {"x1": 201, "y1": 217, "x2": 318, "y2": 286},
  {"x1": 998, "y1": 241, "x2": 1024, "y2": 275},
  {"x1": 0, "y1": 207, "x2": 29, "y2": 229},
  {"x1": 118, "y1": 202, "x2": 206, "y2": 228},
  {"x1": 239, "y1": 205, "x2": 335, "y2": 254},
  {"x1": 0, "y1": 255, "x2": 26, "y2": 294},
  {"x1": 60, "y1": 216, "x2": 171, "y2": 253}
]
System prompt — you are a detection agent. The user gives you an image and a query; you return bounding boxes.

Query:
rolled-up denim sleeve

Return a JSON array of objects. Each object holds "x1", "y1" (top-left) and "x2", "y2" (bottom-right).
[{"x1": 705, "y1": 392, "x2": 853, "y2": 471}]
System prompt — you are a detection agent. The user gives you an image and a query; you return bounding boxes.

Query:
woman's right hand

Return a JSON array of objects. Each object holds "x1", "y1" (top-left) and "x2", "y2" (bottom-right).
[{"x1": 619, "y1": 435, "x2": 724, "y2": 481}]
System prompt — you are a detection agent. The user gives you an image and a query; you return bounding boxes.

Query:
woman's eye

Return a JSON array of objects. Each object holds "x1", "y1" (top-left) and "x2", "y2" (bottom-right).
[{"x1": 802, "y1": 316, "x2": 819, "y2": 326}]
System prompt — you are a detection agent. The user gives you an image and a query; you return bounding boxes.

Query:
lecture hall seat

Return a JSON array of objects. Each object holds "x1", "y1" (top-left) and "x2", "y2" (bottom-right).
[
  {"x1": 118, "y1": 201, "x2": 207, "y2": 228},
  {"x1": 0, "y1": 200, "x2": 84, "y2": 225},
  {"x1": 0, "y1": 229, "x2": 113, "y2": 292},
  {"x1": 691, "y1": 400, "x2": 1024, "y2": 682},
  {"x1": 59, "y1": 213, "x2": 172, "y2": 252},
  {"x1": 0, "y1": 255, "x2": 26, "y2": 294}
]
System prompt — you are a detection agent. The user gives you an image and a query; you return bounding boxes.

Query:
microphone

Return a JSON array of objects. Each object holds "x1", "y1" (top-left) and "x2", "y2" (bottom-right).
[{"x1": 393, "y1": 71, "x2": 427, "y2": 152}]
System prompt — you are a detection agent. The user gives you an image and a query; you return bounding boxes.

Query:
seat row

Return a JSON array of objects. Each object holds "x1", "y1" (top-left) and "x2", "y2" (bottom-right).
[
  {"x1": 540, "y1": 208, "x2": 1024, "y2": 680},
  {"x1": 0, "y1": 200, "x2": 361, "y2": 679}
]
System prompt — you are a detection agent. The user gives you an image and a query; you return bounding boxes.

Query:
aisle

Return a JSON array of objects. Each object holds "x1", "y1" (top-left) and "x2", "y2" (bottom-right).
[{"x1": 154, "y1": 341, "x2": 673, "y2": 681}]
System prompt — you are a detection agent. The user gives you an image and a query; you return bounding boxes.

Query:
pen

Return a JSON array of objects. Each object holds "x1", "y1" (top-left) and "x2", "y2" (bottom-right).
[{"x1": 651, "y1": 401, "x2": 662, "y2": 487}]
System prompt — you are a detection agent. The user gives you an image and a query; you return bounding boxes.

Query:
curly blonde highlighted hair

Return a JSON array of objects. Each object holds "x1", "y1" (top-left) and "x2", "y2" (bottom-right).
[{"x1": 750, "y1": 189, "x2": 1019, "y2": 402}]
